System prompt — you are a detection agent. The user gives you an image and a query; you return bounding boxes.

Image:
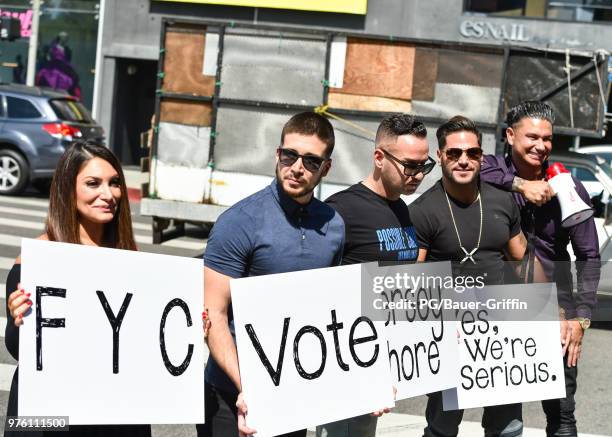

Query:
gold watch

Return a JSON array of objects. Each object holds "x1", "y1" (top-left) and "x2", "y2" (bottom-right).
[{"x1": 574, "y1": 317, "x2": 591, "y2": 330}]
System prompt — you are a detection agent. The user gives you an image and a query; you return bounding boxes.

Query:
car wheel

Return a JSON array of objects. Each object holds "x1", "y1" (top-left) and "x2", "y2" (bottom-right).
[{"x1": 0, "y1": 149, "x2": 29, "y2": 195}]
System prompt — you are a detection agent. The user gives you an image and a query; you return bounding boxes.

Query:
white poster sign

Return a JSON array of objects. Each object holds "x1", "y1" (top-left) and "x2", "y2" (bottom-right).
[
  {"x1": 19, "y1": 239, "x2": 205, "y2": 425},
  {"x1": 367, "y1": 262, "x2": 460, "y2": 400},
  {"x1": 231, "y1": 264, "x2": 395, "y2": 437},
  {"x1": 442, "y1": 283, "x2": 566, "y2": 410}
]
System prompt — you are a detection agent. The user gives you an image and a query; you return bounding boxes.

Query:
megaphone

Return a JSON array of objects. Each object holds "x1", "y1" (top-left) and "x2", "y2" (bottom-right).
[{"x1": 546, "y1": 162, "x2": 593, "y2": 228}]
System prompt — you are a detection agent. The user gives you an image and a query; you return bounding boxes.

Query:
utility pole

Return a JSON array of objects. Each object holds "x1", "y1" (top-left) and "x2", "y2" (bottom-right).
[
  {"x1": 26, "y1": 0, "x2": 41, "y2": 86},
  {"x1": 92, "y1": 0, "x2": 106, "y2": 119}
]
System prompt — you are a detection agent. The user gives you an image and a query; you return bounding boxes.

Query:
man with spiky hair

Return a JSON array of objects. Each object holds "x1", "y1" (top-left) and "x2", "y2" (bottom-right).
[
  {"x1": 481, "y1": 101, "x2": 600, "y2": 437},
  {"x1": 317, "y1": 113, "x2": 434, "y2": 437}
]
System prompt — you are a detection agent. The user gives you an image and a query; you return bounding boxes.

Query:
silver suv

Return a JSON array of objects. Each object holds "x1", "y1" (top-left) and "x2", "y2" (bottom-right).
[{"x1": 0, "y1": 84, "x2": 104, "y2": 195}]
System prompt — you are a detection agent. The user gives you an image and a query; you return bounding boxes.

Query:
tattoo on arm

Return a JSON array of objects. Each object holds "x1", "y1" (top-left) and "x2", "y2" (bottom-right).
[{"x1": 512, "y1": 176, "x2": 525, "y2": 193}]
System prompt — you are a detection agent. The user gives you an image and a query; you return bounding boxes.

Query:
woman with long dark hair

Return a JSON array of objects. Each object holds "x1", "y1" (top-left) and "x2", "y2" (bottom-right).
[{"x1": 4, "y1": 141, "x2": 149, "y2": 436}]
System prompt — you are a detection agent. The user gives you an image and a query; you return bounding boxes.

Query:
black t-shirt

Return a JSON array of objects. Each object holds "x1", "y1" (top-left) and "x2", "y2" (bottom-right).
[
  {"x1": 325, "y1": 183, "x2": 418, "y2": 264},
  {"x1": 408, "y1": 180, "x2": 521, "y2": 283}
]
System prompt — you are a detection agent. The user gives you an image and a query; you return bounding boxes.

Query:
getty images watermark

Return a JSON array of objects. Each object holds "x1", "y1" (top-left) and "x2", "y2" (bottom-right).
[
  {"x1": 372, "y1": 296, "x2": 528, "y2": 312},
  {"x1": 370, "y1": 270, "x2": 527, "y2": 311},
  {"x1": 360, "y1": 261, "x2": 561, "y2": 322}
]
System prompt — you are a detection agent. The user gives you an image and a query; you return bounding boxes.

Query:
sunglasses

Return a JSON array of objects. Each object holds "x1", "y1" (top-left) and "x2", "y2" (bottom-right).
[
  {"x1": 277, "y1": 148, "x2": 328, "y2": 173},
  {"x1": 444, "y1": 147, "x2": 483, "y2": 161},
  {"x1": 381, "y1": 149, "x2": 436, "y2": 176}
]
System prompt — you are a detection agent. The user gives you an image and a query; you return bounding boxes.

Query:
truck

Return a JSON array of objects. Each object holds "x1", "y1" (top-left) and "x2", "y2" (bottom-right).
[{"x1": 140, "y1": 17, "x2": 610, "y2": 244}]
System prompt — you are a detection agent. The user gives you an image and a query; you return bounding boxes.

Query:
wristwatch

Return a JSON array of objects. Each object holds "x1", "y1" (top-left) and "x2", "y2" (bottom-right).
[
  {"x1": 559, "y1": 307, "x2": 566, "y2": 320},
  {"x1": 574, "y1": 317, "x2": 591, "y2": 330}
]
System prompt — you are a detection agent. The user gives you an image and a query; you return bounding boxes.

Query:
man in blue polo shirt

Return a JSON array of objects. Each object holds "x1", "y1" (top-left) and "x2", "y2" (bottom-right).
[{"x1": 198, "y1": 112, "x2": 345, "y2": 437}]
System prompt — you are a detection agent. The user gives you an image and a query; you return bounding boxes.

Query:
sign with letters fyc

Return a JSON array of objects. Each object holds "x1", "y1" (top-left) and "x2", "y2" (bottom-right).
[
  {"x1": 19, "y1": 239, "x2": 204, "y2": 425},
  {"x1": 442, "y1": 283, "x2": 566, "y2": 410},
  {"x1": 231, "y1": 264, "x2": 395, "y2": 437}
]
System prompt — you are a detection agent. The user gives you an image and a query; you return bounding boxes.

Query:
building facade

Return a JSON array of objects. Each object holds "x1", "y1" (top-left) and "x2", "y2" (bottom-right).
[{"x1": 94, "y1": 0, "x2": 612, "y2": 163}]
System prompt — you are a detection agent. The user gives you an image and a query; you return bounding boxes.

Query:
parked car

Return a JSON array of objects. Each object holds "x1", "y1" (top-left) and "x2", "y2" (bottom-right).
[
  {"x1": 0, "y1": 84, "x2": 104, "y2": 195},
  {"x1": 571, "y1": 144, "x2": 612, "y2": 167},
  {"x1": 550, "y1": 151, "x2": 612, "y2": 321},
  {"x1": 549, "y1": 151, "x2": 612, "y2": 258}
]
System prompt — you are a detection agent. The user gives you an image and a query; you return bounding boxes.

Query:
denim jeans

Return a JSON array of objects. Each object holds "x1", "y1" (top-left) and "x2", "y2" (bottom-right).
[
  {"x1": 423, "y1": 391, "x2": 523, "y2": 437},
  {"x1": 196, "y1": 382, "x2": 306, "y2": 437},
  {"x1": 541, "y1": 356, "x2": 578, "y2": 437}
]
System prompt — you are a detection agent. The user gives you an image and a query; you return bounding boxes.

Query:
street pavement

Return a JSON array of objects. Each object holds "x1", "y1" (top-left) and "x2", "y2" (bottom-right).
[{"x1": 0, "y1": 187, "x2": 610, "y2": 437}]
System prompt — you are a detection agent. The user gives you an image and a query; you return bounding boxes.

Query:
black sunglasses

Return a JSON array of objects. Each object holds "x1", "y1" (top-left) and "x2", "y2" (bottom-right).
[
  {"x1": 277, "y1": 148, "x2": 328, "y2": 173},
  {"x1": 444, "y1": 147, "x2": 483, "y2": 161},
  {"x1": 381, "y1": 149, "x2": 435, "y2": 176}
]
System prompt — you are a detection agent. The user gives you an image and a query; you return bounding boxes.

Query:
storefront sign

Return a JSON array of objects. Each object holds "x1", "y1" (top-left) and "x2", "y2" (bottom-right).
[
  {"x1": 0, "y1": 8, "x2": 32, "y2": 38},
  {"x1": 460, "y1": 20, "x2": 530, "y2": 42},
  {"x1": 158, "y1": 0, "x2": 367, "y2": 15}
]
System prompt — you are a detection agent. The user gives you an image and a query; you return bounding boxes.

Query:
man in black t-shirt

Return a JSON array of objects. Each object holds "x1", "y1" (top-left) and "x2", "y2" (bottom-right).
[
  {"x1": 409, "y1": 116, "x2": 527, "y2": 437},
  {"x1": 317, "y1": 114, "x2": 435, "y2": 437}
]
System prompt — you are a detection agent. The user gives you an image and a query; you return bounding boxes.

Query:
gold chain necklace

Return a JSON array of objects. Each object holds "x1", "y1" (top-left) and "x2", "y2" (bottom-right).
[{"x1": 443, "y1": 188, "x2": 483, "y2": 264}]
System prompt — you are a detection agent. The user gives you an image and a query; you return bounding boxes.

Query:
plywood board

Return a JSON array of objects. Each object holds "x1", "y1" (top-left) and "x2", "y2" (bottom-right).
[
  {"x1": 160, "y1": 99, "x2": 212, "y2": 126},
  {"x1": 412, "y1": 48, "x2": 438, "y2": 102},
  {"x1": 331, "y1": 38, "x2": 415, "y2": 100},
  {"x1": 164, "y1": 28, "x2": 216, "y2": 96},
  {"x1": 328, "y1": 91, "x2": 412, "y2": 113}
]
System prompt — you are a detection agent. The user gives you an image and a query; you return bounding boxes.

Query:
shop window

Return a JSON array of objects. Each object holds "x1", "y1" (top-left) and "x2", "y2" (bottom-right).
[
  {"x1": 464, "y1": 0, "x2": 546, "y2": 17},
  {"x1": 0, "y1": 1, "x2": 100, "y2": 110},
  {"x1": 547, "y1": 0, "x2": 612, "y2": 22},
  {"x1": 465, "y1": 0, "x2": 612, "y2": 22}
]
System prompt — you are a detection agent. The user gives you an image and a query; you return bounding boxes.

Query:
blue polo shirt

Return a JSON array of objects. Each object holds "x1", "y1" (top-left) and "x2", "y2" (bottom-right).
[{"x1": 203, "y1": 179, "x2": 345, "y2": 393}]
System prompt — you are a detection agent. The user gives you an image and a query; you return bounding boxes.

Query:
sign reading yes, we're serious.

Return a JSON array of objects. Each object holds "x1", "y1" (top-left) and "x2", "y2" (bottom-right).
[
  {"x1": 19, "y1": 239, "x2": 205, "y2": 425},
  {"x1": 443, "y1": 283, "x2": 566, "y2": 410}
]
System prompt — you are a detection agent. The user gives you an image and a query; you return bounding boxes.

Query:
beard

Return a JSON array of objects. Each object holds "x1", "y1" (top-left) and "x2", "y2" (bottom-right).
[
  {"x1": 275, "y1": 164, "x2": 322, "y2": 201},
  {"x1": 441, "y1": 161, "x2": 480, "y2": 186}
]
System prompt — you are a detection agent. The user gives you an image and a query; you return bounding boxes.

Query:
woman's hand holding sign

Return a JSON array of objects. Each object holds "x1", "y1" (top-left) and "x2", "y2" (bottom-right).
[{"x1": 8, "y1": 282, "x2": 32, "y2": 327}]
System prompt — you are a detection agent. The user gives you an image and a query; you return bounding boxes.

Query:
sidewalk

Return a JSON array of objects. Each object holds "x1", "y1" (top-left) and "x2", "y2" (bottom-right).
[{"x1": 308, "y1": 413, "x2": 610, "y2": 436}]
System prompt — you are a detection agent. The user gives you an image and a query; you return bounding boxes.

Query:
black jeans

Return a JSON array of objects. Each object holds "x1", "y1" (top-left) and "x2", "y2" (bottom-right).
[
  {"x1": 541, "y1": 357, "x2": 578, "y2": 437},
  {"x1": 423, "y1": 391, "x2": 523, "y2": 437},
  {"x1": 197, "y1": 382, "x2": 307, "y2": 437}
]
